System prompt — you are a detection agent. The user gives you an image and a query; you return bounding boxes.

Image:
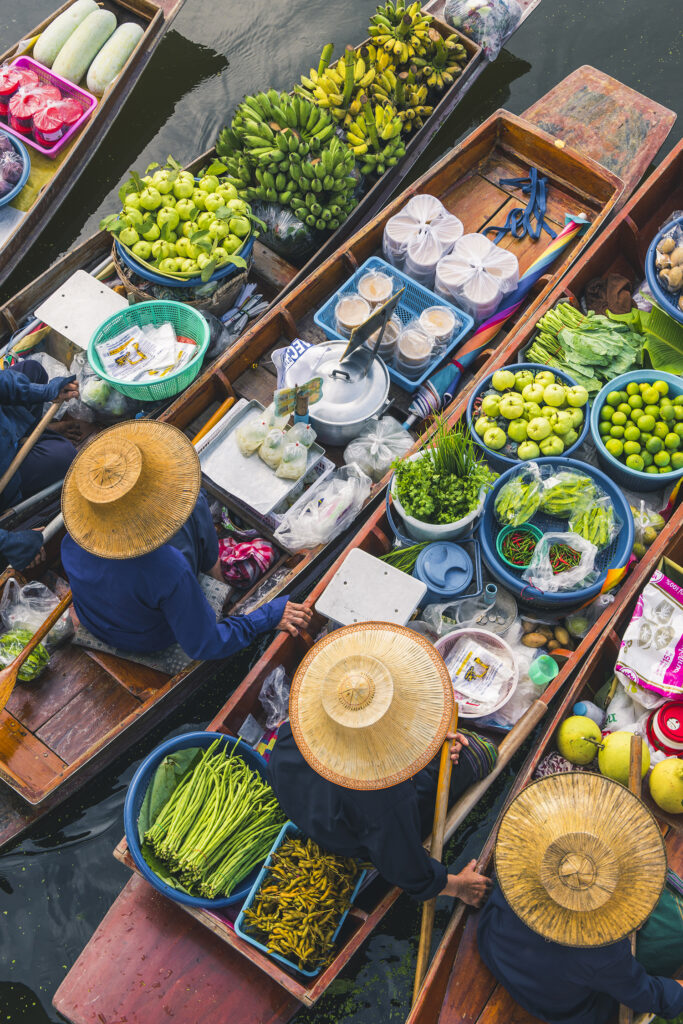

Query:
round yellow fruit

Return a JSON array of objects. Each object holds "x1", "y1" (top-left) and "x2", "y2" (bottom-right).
[
  {"x1": 598, "y1": 731, "x2": 650, "y2": 785},
  {"x1": 556, "y1": 716, "x2": 602, "y2": 765},
  {"x1": 648, "y1": 758, "x2": 683, "y2": 814}
]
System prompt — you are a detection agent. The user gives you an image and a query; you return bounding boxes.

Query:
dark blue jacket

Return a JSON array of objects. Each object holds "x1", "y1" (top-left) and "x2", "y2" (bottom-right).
[
  {"x1": 0, "y1": 369, "x2": 70, "y2": 506},
  {"x1": 0, "y1": 528, "x2": 43, "y2": 570},
  {"x1": 477, "y1": 884, "x2": 683, "y2": 1024}
]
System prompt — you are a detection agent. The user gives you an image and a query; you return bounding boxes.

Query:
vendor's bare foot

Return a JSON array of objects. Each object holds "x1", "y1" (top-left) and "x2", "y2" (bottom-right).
[{"x1": 443, "y1": 861, "x2": 492, "y2": 906}]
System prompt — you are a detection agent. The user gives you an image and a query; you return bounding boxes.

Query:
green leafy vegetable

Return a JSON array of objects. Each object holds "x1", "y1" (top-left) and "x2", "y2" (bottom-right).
[{"x1": 609, "y1": 306, "x2": 683, "y2": 375}]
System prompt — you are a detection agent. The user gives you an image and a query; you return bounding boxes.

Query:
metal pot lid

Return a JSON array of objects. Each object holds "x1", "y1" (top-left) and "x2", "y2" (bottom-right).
[{"x1": 284, "y1": 341, "x2": 389, "y2": 425}]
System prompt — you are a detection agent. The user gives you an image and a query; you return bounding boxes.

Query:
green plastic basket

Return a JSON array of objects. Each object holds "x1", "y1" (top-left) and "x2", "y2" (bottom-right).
[{"x1": 87, "y1": 300, "x2": 210, "y2": 402}]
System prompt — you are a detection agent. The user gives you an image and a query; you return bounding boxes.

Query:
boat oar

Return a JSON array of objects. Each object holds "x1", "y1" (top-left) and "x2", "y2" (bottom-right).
[
  {"x1": 412, "y1": 704, "x2": 458, "y2": 1004},
  {"x1": 0, "y1": 399, "x2": 63, "y2": 501},
  {"x1": 619, "y1": 735, "x2": 644, "y2": 1024},
  {"x1": 0, "y1": 590, "x2": 73, "y2": 712}
]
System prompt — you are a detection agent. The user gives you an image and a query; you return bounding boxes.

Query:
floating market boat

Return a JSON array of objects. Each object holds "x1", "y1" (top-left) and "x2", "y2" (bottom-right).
[
  {"x1": 0, "y1": 79, "x2": 673, "y2": 853},
  {"x1": 0, "y1": 0, "x2": 186, "y2": 286},
  {"x1": 51, "y1": 130, "x2": 683, "y2": 1024}
]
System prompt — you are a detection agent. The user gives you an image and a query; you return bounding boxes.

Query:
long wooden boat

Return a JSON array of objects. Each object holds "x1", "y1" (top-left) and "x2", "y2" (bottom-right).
[
  {"x1": 0, "y1": 98, "x2": 631, "y2": 850},
  {"x1": 0, "y1": 0, "x2": 186, "y2": 287},
  {"x1": 52, "y1": 134, "x2": 683, "y2": 1024}
]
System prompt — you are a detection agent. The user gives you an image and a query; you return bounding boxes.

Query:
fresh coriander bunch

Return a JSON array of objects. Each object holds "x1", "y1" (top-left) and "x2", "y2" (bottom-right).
[{"x1": 392, "y1": 417, "x2": 497, "y2": 525}]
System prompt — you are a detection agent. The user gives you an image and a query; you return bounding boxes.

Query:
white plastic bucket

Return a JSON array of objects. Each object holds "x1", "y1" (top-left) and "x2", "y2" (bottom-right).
[{"x1": 390, "y1": 451, "x2": 486, "y2": 541}]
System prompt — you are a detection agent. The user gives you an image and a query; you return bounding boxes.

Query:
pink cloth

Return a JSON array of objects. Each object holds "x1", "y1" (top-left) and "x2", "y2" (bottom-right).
[{"x1": 218, "y1": 536, "x2": 276, "y2": 589}]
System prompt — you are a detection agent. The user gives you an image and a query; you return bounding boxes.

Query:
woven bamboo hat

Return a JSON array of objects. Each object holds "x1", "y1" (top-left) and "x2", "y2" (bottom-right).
[
  {"x1": 289, "y1": 622, "x2": 454, "y2": 790},
  {"x1": 495, "y1": 773, "x2": 667, "y2": 948},
  {"x1": 62, "y1": 420, "x2": 201, "y2": 559}
]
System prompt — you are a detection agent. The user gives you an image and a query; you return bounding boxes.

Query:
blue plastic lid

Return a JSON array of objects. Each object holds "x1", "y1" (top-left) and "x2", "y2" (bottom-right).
[{"x1": 414, "y1": 542, "x2": 473, "y2": 597}]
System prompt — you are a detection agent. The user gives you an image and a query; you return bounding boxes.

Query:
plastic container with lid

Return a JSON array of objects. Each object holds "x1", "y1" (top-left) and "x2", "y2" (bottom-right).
[
  {"x1": 334, "y1": 293, "x2": 371, "y2": 338},
  {"x1": 419, "y1": 305, "x2": 457, "y2": 354},
  {"x1": 33, "y1": 97, "x2": 82, "y2": 146},
  {"x1": 646, "y1": 701, "x2": 683, "y2": 756},
  {"x1": 357, "y1": 269, "x2": 393, "y2": 309},
  {"x1": 395, "y1": 324, "x2": 433, "y2": 379},
  {"x1": 0, "y1": 66, "x2": 39, "y2": 117},
  {"x1": 9, "y1": 84, "x2": 61, "y2": 133},
  {"x1": 413, "y1": 542, "x2": 474, "y2": 606}
]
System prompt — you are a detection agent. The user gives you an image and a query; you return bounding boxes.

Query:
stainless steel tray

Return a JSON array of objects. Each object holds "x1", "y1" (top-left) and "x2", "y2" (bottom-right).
[{"x1": 195, "y1": 399, "x2": 327, "y2": 516}]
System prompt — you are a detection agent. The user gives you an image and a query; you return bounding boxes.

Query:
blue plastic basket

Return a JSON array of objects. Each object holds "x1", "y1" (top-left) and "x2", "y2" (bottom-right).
[
  {"x1": 313, "y1": 256, "x2": 474, "y2": 392},
  {"x1": 123, "y1": 731, "x2": 271, "y2": 910},
  {"x1": 479, "y1": 457, "x2": 634, "y2": 609},
  {"x1": 645, "y1": 216, "x2": 683, "y2": 325},
  {"x1": 0, "y1": 129, "x2": 30, "y2": 208},
  {"x1": 235, "y1": 821, "x2": 367, "y2": 977},
  {"x1": 115, "y1": 231, "x2": 255, "y2": 289},
  {"x1": 466, "y1": 362, "x2": 591, "y2": 472},
  {"x1": 589, "y1": 370, "x2": 683, "y2": 492}
]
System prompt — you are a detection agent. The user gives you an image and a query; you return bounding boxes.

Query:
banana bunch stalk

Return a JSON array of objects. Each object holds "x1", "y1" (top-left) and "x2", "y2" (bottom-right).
[
  {"x1": 368, "y1": 0, "x2": 433, "y2": 66},
  {"x1": 393, "y1": 70, "x2": 433, "y2": 133},
  {"x1": 346, "y1": 95, "x2": 405, "y2": 177},
  {"x1": 413, "y1": 28, "x2": 468, "y2": 91}
]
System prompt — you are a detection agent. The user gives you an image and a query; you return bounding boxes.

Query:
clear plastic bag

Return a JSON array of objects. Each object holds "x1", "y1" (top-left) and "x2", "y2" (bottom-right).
[
  {"x1": 250, "y1": 201, "x2": 321, "y2": 264},
  {"x1": 631, "y1": 501, "x2": 666, "y2": 559},
  {"x1": 540, "y1": 470, "x2": 598, "y2": 518},
  {"x1": 258, "y1": 665, "x2": 291, "y2": 729},
  {"x1": 395, "y1": 320, "x2": 434, "y2": 378},
  {"x1": 275, "y1": 441, "x2": 307, "y2": 480},
  {"x1": 259, "y1": 428, "x2": 286, "y2": 469},
  {"x1": 383, "y1": 194, "x2": 463, "y2": 275},
  {"x1": 0, "y1": 628, "x2": 50, "y2": 681},
  {"x1": 264, "y1": 402, "x2": 290, "y2": 431},
  {"x1": 61, "y1": 350, "x2": 134, "y2": 423},
  {"x1": 569, "y1": 496, "x2": 620, "y2": 550},
  {"x1": 0, "y1": 578, "x2": 73, "y2": 649},
  {"x1": 522, "y1": 532, "x2": 599, "y2": 593},
  {"x1": 565, "y1": 593, "x2": 615, "y2": 639},
  {"x1": 343, "y1": 416, "x2": 414, "y2": 482},
  {"x1": 273, "y1": 464, "x2": 372, "y2": 552},
  {"x1": 494, "y1": 463, "x2": 542, "y2": 526},
  {"x1": 287, "y1": 422, "x2": 317, "y2": 448},
  {"x1": 235, "y1": 411, "x2": 269, "y2": 456},
  {"x1": 357, "y1": 268, "x2": 394, "y2": 309},
  {"x1": 435, "y1": 234, "x2": 519, "y2": 322},
  {"x1": 444, "y1": 0, "x2": 523, "y2": 59}
]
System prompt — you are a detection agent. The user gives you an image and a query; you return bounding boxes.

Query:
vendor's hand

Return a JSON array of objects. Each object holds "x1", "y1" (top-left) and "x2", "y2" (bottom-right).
[
  {"x1": 277, "y1": 601, "x2": 313, "y2": 637},
  {"x1": 26, "y1": 529, "x2": 46, "y2": 570},
  {"x1": 57, "y1": 380, "x2": 79, "y2": 404},
  {"x1": 446, "y1": 861, "x2": 492, "y2": 907},
  {"x1": 446, "y1": 731, "x2": 469, "y2": 765},
  {"x1": 51, "y1": 418, "x2": 82, "y2": 441}
]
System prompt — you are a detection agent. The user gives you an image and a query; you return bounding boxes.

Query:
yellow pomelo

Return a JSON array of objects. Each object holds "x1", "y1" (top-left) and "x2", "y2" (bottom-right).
[
  {"x1": 648, "y1": 758, "x2": 683, "y2": 814},
  {"x1": 598, "y1": 731, "x2": 650, "y2": 785},
  {"x1": 556, "y1": 716, "x2": 602, "y2": 765}
]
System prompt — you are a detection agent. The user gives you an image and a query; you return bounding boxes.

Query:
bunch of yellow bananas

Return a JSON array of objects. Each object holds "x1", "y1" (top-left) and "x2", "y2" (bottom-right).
[
  {"x1": 346, "y1": 95, "x2": 405, "y2": 176},
  {"x1": 368, "y1": 0, "x2": 433, "y2": 66},
  {"x1": 297, "y1": 45, "x2": 388, "y2": 126},
  {"x1": 413, "y1": 28, "x2": 469, "y2": 91},
  {"x1": 393, "y1": 71, "x2": 433, "y2": 133}
]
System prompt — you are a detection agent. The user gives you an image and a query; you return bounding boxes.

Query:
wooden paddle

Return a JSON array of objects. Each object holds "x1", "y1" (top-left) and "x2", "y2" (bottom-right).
[
  {"x1": 413, "y1": 704, "x2": 459, "y2": 1005},
  {"x1": 191, "y1": 396, "x2": 236, "y2": 444},
  {"x1": 619, "y1": 734, "x2": 643, "y2": 1024},
  {"x1": 0, "y1": 590, "x2": 73, "y2": 712},
  {"x1": 0, "y1": 400, "x2": 63, "y2": 500}
]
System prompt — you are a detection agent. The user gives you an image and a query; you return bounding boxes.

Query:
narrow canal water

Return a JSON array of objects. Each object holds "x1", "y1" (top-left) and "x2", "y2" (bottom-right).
[{"x1": 0, "y1": 0, "x2": 680, "y2": 1021}]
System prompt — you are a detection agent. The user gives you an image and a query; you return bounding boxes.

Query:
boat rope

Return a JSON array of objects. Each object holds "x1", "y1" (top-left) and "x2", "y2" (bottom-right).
[{"x1": 485, "y1": 167, "x2": 558, "y2": 244}]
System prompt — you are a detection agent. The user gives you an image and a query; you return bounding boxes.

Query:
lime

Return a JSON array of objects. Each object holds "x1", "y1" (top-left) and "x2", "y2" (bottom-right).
[
  {"x1": 646, "y1": 436, "x2": 663, "y2": 454},
  {"x1": 638, "y1": 414, "x2": 655, "y2": 432},
  {"x1": 611, "y1": 411, "x2": 627, "y2": 427},
  {"x1": 605, "y1": 391, "x2": 622, "y2": 407},
  {"x1": 617, "y1": 403, "x2": 631, "y2": 416},
  {"x1": 618, "y1": 391, "x2": 629, "y2": 404},
  {"x1": 641, "y1": 451, "x2": 654, "y2": 467},
  {"x1": 600, "y1": 405, "x2": 614, "y2": 421},
  {"x1": 674, "y1": 394, "x2": 683, "y2": 406},
  {"x1": 626, "y1": 382, "x2": 640, "y2": 396},
  {"x1": 646, "y1": 465, "x2": 660, "y2": 474},
  {"x1": 654, "y1": 422, "x2": 669, "y2": 439},
  {"x1": 624, "y1": 425, "x2": 640, "y2": 442},
  {"x1": 610, "y1": 425, "x2": 625, "y2": 438},
  {"x1": 628, "y1": 394, "x2": 643, "y2": 409},
  {"x1": 642, "y1": 387, "x2": 660, "y2": 405},
  {"x1": 665, "y1": 432, "x2": 681, "y2": 450},
  {"x1": 623, "y1": 440, "x2": 641, "y2": 456},
  {"x1": 675, "y1": 407, "x2": 683, "y2": 421},
  {"x1": 630, "y1": 409, "x2": 643, "y2": 423},
  {"x1": 638, "y1": 382, "x2": 649, "y2": 393},
  {"x1": 672, "y1": 451, "x2": 683, "y2": 470},
  {"x1": 625, "y1": 454, "x2": 644, "y2": 471},
  {"x1": 654, "y1": 451, "x2": 671, "y2": 468},
  {"x1": 653, "y1": 380, "x2": 669, "y2": 397},
  {"x1": 598, "y1": 421, "x2": 611, "y2": 437},
  {"x1": 660, "y1": 403, "x2": 675, "y2": 423},
  {"x1": 605, "y1": 438, "x2": 623, "y2": 457},
  {"x1": 644, "y1": 404, "x2": 660, "y2": 418},
  {"x1": 641, "y1": 433, "x2": 653, "y2": 444},
  {"x1": 675, "y1": 422, "x2": 683, "y2": 439}
]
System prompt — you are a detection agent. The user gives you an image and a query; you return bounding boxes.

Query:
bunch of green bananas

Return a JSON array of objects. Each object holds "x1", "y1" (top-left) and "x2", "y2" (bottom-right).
[
  {"x1": 288, "y1": 137, "x2": 358, "y2": 231},
  {"x1": 412, "y1": 28, "x2": 468, "y2": 91},
  {"x1": 393, "y1": 70, "x2": 433, "y2": 133},
  {"x1": 368, "y1": 0, "x2": 433, "y2": 66},
  {"x1": 346, "y1": 96, "x2": 406, "y2": 176}
]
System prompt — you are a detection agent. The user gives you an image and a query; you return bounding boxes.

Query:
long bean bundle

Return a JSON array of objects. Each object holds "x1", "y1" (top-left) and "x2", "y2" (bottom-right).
[{"x1": 143, "y1": 738, "x2": 285, "y2": 899}]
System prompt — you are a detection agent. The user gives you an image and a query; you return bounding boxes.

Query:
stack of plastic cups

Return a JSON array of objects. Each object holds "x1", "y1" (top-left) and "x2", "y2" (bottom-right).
[
  {"x1": 357, "y1": 269, "x2": 394, "y2": 309},
  {"x1": 419, "y1": 305, "x2": 458, "y2": 357},
  {"x1": 395, "y1": 323, "x2": 434, "y2": 379},
  {"x1": 334, "y1": 293, "x2": 371, "y2": 338}
]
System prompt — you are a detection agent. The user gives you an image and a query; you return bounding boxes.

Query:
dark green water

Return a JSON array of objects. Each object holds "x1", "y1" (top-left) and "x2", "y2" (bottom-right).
[{"x1": 0, "y1": 1, "x2": 681, "y2": 1021}]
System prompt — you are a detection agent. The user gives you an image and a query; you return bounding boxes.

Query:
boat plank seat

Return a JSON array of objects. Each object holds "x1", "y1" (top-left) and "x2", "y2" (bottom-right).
[
  {"x1": 82, "y1": 651, "x2": 170, "y2": 700},
  {"x1": 0, "y1": 712, "x2": 67, "y2": 798},
  {"x1": 35, "y1": 673, "x2": 141, "y2": 763}
]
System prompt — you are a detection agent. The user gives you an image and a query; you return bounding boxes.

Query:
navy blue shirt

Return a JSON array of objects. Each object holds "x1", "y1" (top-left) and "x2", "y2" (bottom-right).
[
  {"x1": 477, "y1": 884, "x2": 683, "y2": 1024},
  {"x1": 61, "y1": 495, "x2": 288, "y2": 659},
  {"x1": 0, "y1": 527, "x2": 43, "y2": 570},
  {"x1": 0, "y1": 369, "x2": 70, "y2": 507}
]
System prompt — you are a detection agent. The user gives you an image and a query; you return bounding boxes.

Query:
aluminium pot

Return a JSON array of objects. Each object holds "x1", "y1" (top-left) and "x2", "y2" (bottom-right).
[{"x1": 282, "y1": 339, "x2": 390, "y2": 445}]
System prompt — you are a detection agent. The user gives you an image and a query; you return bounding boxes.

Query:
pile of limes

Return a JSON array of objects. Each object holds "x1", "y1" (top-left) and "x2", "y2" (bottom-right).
[{"x1": 598, "y1": 379, "x2": 683, "y2": 474}]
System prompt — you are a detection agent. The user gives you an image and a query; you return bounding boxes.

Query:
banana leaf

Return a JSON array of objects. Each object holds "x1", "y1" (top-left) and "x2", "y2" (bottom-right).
[
  {"x1": 140, "y1": 842, "x2": 193, "y2": 895},
  {"x1": 137, "y1": 746, "x2": 203, "y2": 844},
  {"x1": 610, "y1": 307, "x2": 683, "y2": 375}
]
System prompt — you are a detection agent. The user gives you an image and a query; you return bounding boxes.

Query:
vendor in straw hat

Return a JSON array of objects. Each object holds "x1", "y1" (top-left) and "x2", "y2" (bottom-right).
[
  {"x1": 269, "y1": 623, "x2": 497, "y2": 904},
  {"x1": 60, "y1": 421, "x2": 311, "y2": 658},
  {"x1": 476, "y1": 772, "x2": 683, "y2": 1024}
]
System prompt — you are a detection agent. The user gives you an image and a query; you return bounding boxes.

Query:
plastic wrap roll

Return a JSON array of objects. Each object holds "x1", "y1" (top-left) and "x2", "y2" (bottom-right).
[{"x1": 435, "y1": 233, "x2": 519, "y2": 322}]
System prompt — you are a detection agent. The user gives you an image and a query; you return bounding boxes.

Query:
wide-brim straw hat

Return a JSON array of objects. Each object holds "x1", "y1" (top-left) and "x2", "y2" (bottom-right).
[
  {"x1": 495, "y1": 772, "x2": 667, "y2": 948},
  {"x1": 62, "y1": 420, "x2": 201, "y2": 559},
  {"x1": 289, "y1": 622, "x2": 454, "y2": 790}
]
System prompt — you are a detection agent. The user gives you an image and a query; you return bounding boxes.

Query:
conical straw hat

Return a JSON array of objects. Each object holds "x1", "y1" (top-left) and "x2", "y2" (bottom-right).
[
  {"x1": 495, "y1": 773, "x2": 667, "y2": 947},
  {"x1": 289, "y1": 622, "x2": 454, "y2": 790},
  {"x1": 62, "y1": 420, "x2": 201, "y2": 559}
]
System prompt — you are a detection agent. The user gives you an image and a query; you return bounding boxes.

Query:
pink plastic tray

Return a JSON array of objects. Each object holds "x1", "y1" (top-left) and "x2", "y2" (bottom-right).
[{"x1": 0, "y1": 56, "x2": 97, "y2": 158}]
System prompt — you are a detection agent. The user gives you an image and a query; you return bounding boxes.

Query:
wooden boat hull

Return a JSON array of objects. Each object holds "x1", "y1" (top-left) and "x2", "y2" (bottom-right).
[{"x1": 0, "y1": 0, "x2": 185, "y2": 287}]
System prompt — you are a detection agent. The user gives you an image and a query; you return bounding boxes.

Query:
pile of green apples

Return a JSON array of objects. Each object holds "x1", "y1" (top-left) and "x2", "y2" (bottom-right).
[
  {"x1": 100, "y1": 159, "x2": 254, "y2": 280},
  {"x1": 598, "y1": 379, "x2": 683, "y2": 474},
  {"x1": 473, "y1": 367, "x2": 589, "y2": 460}
]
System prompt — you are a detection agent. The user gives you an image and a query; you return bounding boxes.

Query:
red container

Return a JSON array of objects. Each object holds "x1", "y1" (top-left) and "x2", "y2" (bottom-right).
[
  {"x1": 646, "y1": 701, "x2": 683, "y2": 756},
  {"x1": 33, "y1": 97, "x2": 83, "y2": 146},
  {"x1": 8, "y1": 84, "x2": 61, "y2": 134},
  {"x1": 0, "y1": 66, "x2": 39, "y2": 118}
]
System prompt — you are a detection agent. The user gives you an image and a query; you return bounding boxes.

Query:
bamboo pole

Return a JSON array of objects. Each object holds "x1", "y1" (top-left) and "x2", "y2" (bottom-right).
[
  {"x1": 619, "y1": 734, "x2": 643, "y2": 1024},
  {"x1": 0, "y1": 400, "x2": 62, "y2": 499}
]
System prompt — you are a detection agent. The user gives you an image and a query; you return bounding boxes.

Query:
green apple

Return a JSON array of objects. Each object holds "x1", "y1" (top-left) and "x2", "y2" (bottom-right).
[
  {"x1": 568, "y1": 408, "x2": 584, "y2": 429},
  {"x1": 182, "y1": 220, "x2": 198, "y2": 238},
  {"x1": 159, "y1": 194, "x2": 176, "y2": 208},
  {"x1": 514, "y1": 370, "x2": 534, "y2": 393},
  {"x1": 151, "y1": 171, "x2": 174, "y2": 195},
  {"x1": 196, "y1": 252, "x2": 213, "y2": 270},
  {"x1": 180, "y1": 258, "x2": 198, "y2": 273},
  {"x1": 175, "y1": 237, "x2": 194, "y2": 258},
  {"x1": 132, "y1": 240, "x2": 152, "y2": 260},
  {"x1": 543, "y1": 383, "x2": 566, "y2": 407},
  {"x1": 173, "y1": 179, "x2": 195, "y2": 200},
  {"x1": 535, "y1": 370, "x2": 555, "y2": 388},
  {"x1": 159, "y1": 257, "x2": 180, "y2": 274},
  {"x1": 226, "y1": 198, "x2": 250, "y2": 216},
  {"x1": 119, "y1": 226, "x2": 140, "y2": 247},
  {"x1": 142, "y1": 222, "x2": 160, "y2": 242},
  {"x1": 491, "y1": 369, "x2": 516, "y2": 392},
  {"x1": 124, "y1": 208, "x2": 144, "y2": 229},
  {"x1": 166, "y1": 230, "x2": 178, "y2": 244},
  {"x1": 141, "y1": 175, "x2": 152, "y2": 185},
  {"x1": 176, "y1": 199, "x2": 196, "y2": 221},
  {"x1": 152, "y1": 240, "x2": 172, "y2": 261},
  {"x1": 209, "y1": 220, "x2": 229, "y2": 240},
  {"x1": 499, "y1": 393, "x2": 524, "y2": 419},
  {"x1": 199, "y1": 174, "x2": 220, "y2": 193},
  {"x1": 124, "y1": 192, "x2": 142, "y2": 211},
  {"x1": 540, "y1": 406, "x2": 558, "y2": 420},
  {"x1": 197, "y1": 211, "x2": 213, "y2": 231},
  {"x1": 552, "y1": 410, "x2": 572, "y2": 436},
  {"x1": 483, "y1": 426, "x2": 506, "y2": 450},
  {"x1": 139, "y1": 186, "x2": 162, "y2": 211},
  {"x1": 480, "y1": 394, "x2": 500, "y2": 417},
  {"x1": 229, "y1": 215, "x2": 250, "y2": 238},
  {"x1": 507, "y1": 418, "x2": 528, "y2": 443},
  {"x1": 527, "y1": 417, "x2": 552, "y2": 442},
  {"x1": 540, "y1": 435, "x2": 565, "y2": 455},
  {"x1": 205, "y1": 193, "x2": 226, "y2": 213},
  {"x1": 474, "y1": 415, "x2": 497, "y2": 438},
  {"x1": 192, "y1": 189, "x2": 207, "y2": 211},
  {"x1": 212, "y1": 246, "x2": 229, "y2": 263},
  {"x1": 217, "y1": 182, "x2": 239, "y2": 202},
  {"x1": 518, "y1": 440, "x2": 540, "y2": 460},
  {"x1": 522, "y1": 382, "x2": 545, "y2": 404},
  {"x1": 524, "y1": 401, "x2": 542, "y2": 420},
  {"x1": 157, "y1": 207, "x2": 179, "y2": 231},
  {"x1": 565, "y1": 384, "x2": 589, "y2": 408},
  {"x1": 223, "y1": 233, "x2": 242, "y2": 254}
]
